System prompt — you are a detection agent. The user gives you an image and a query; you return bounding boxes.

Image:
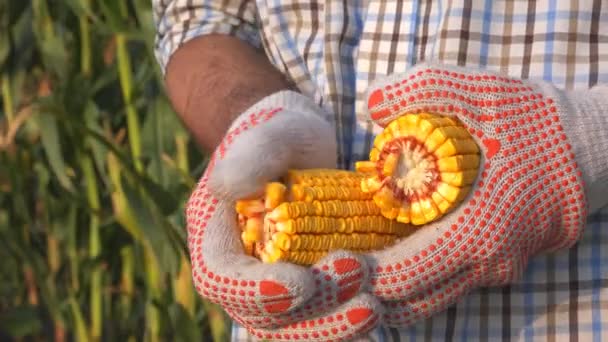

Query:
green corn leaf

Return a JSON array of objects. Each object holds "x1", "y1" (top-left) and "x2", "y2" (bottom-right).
[
  {"x1": 201, "y1": 301, "x2": 231, "y2": 342},
  {"x1": 33, "y1": 162, "x2": 50, "y2": 199},
  {"x1": 64, "y1": 203, "x2": 80, "y2": 292},
  {"x1": 62, "y1": 0, "x2": 86, "y2": 16},
  {"x1": 64, "y1": 0, "x2": 108, "y2": 30},
  {"x1": 142, "y1": 99, "x2": 167, "y2": 186},
  {"x1": 0, "y1": 210, "x2": 7, "y2": 232},
  {"x1": 41, "y1": 36, "x2": 70, "y2": 78},
  {"x1": 119, "y1": 175, "x2": 180, "y2": 273},
  {"x1": 83, "y1": 101, "x2": 111, "y2": 188},
  {"x1": 97, "y1": 0, "x2": 128, "y2": 33},
  {"x1": 0, "y1": 32, "x2": 8, "y2": 69},
  {"x1": 0, "y1": 0, "x2": 31, "y2": 72},
  {"x1": 35, "y1": 112, "x2": 74, "y2": 192},
  {"x1": 1, "y1": 0, "x2": 30, "y2": 28},
  {"x1": 6, "y1": 4, "x2": 35, "y2": 70},
  {"x1": 167, "y1": 303, "x2": 202, "y2": 342},
  {"x1": 91, "y1": 67, "x2": 119, "y2": 94},
  {"x1": 84, "y1": 125, "x2": 180, "y2": 215},
  {"x1": 68, "y1": 296, "x2": 89, "y2": 342},
  {"x1": 0, "y1": 306, "x2": 43, "y2": 338},
  {"x1": 139, "y1": 176, "x2": 180, "y2": 216},
  {"x1": 141, "y1": 98, "x2": 187, "y2": 157},
  {"x1": 5, "y1": 153, "x2": 33, "y2": 226},
  {"x1": 141, "y1": 97, "x2": 191, "y2": 189},
  {"x1": 63, "y1": 0, "x2": 94, "y2": 19},
  {"x1": 8, "y1": 69, "x2": 27, "y2": 116}
]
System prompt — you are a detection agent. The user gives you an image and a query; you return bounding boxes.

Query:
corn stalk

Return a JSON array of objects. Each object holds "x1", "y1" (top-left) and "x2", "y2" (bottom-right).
[
  {"x1": 115, "y1": 18, "x2": 162, "y2": 342},
  {"x1": 81, "y1": 154, "x2": 102, "y2": 340},
  {"x1": 173, "y1": 134, "x2": 195, "y2": 317},
  {"x1": 1, "y1": 75, "x2": 14, "y2": 124},
  {"x1": 77, "y1": 2, "x2": 103, "y2": 338}
]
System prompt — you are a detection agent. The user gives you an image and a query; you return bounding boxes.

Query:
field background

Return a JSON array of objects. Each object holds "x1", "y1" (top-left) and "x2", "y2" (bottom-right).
[{"x1": 0, "y1": 1, "x2": 232, "y2": 341}]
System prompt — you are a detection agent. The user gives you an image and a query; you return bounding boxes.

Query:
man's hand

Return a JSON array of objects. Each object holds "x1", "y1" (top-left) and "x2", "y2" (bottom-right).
[
  {"x1": 164, "y1": 34, "x2": 295, "y2": 151},
  {"x1": 359, "y1": 62, "x2": 598, "y2": 327},
  {"x1": 186, "y1": 91, "x2": 383, "y2": 340}
]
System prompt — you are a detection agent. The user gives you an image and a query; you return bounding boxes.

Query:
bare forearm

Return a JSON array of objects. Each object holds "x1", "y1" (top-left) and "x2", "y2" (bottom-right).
[{"x1": 164, "y1": 34, "x2": 294, "y2": 151}]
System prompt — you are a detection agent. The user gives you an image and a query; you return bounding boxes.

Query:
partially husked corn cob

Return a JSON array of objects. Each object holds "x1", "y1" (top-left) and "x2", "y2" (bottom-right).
[
  {"x1": 236, "y1": 169, "x2": 415, "y2": 265},
  {"x1": 356, "y1": 113, "x2": 481, "y2": 226}
]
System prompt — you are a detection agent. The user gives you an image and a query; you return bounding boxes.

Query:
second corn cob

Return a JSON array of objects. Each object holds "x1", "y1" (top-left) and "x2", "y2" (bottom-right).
[{"x1": 236, "y1": 169, "x2": 416, "y2": 265}]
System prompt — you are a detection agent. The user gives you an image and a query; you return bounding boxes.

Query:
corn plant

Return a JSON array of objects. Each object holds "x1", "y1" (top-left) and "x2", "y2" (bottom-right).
[{"x1": 0, "y1": 1, "x2": 230, "y2": 341}]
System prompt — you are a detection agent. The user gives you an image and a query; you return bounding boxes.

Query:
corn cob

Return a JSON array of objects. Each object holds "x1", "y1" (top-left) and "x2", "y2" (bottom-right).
[
  {"x1": 236, "y1": 169, "x2": 415, "y2": 265},
  {"x1": 356, "y1": 113, "x2": 480, "y2": 226}
]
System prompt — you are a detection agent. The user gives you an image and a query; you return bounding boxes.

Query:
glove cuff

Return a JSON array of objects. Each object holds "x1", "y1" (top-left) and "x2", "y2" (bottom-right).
[
  {"x1": 556, "y1": 85, "x2": 608, "y2": 213},
  {"x1": 227, "y1": 90, "x2": 334, "y2": 131}
]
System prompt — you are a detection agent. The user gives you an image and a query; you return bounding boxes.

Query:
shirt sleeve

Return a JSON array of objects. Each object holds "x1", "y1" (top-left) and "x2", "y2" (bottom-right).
[{"x1": 152, "y1": 0, "x2": 262, "y2": 73}]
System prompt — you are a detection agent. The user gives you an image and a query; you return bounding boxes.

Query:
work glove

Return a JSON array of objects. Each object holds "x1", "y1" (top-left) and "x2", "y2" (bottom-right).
[
  {"x1": 185, "y1": 91, "x2": 382, "y2": 340},
  {"x1": 360, "y1": 62, "x2": 608, "y2": 327}
]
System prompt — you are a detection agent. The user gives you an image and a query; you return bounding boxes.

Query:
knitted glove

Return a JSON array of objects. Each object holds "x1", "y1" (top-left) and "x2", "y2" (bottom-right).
[
  {"x1": 359, "y1": 62, "x2": 608, "y2": 326},
  {"x1": 186, "y1": 91, "x2": 382, "y2": 340}
]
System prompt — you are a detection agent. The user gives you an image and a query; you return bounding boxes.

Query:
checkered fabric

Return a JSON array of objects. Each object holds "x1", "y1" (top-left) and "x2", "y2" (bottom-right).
[{"x1": 153, "y1": 1, "x2": 608, "y2": 340}]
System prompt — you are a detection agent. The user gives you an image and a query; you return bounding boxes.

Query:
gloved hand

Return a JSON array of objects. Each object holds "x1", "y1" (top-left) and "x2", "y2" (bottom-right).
[
  {"x1": 185, "y1": 91, "x2": 383, "y2": 340},
  {"x1": 359, "y1": 62, "x2": 608, "y2": 326}
]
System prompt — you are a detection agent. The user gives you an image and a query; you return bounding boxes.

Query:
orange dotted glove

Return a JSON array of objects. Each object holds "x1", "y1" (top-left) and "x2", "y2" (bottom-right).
[
  {"x1": 186, "y1": 91, "x2": 382, "y2": 340},
  {"x1": 359, "y1": 63, "x2": 598, "y2": 327}
]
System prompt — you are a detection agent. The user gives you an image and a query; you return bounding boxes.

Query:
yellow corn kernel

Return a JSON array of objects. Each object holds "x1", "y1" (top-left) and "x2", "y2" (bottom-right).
[
  {"x1": 434, "y1": 138, "x2": 480, "y2": 158},
  {"x1": 419, "y1": 197, "x2": 441, "y2": 223},
  {"x1": 373, "y1": 186, "x2": 397, "y2": 211},
  {"x1": 431, "y1": 192, "x2": 452, "y2": 214},
  {"x1": 242, "y1": 217, "x2": 263, "y2": 242},
  {"x1": 235, "y1": 199, "x2": 264, "y2": 216},
  {"x1": 242, "y1": 240, "x2": 254, "y2": 256},
  {"x1": 291, "y1": 185, "x2": 373, "y2": 202},
  {"x1": 413, "y1": 117, "x2": 444, "y2": 142},
  {"x1": 286, "y1": 169, "x2": 364, "y2": 187},
  {"x1": 361, "y1": 176, "x2": 383, "y2": 193},
  {"x1": 409, "y1": 200, "x2": 426, "y2": 226},
  {"x1": 437, "y1": 155, "x2": 480, "y2": 172},
  {"x1": 265, "y1": 183, "x2": 286, "y2": 210},
  {"x1": 381, "y1": 207, "x2": 400, "y2": 220},
  {"x1": 382, "y1": 152, "x2": 400, "y2": 176},
  {"x1": 435, "y1": 182, "x2": 464, "y2": 203},
  {"x1": 274, "y1": 216, "x2": 408, "y2": 235},
  {"x1": 355, "y1": 161, "x2": 377, "y2": 174},
  {"x1": 267, "y1": 200, "x2": 381, "y2": 221},
  {"x1": 369, "y1": 148, "x2": 381, "y2": 162},
  {"x1": 397, "y1": 205, "x2": 411, "y2": 224},
  {"x1": 440, "y1": 170, "x2": 479, "y2": 187}
]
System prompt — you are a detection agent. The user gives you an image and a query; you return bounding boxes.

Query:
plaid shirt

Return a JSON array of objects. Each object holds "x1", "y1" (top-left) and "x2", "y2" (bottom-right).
[{"x1": 153, "y1": 1, "x2": 608, "y2": 340}]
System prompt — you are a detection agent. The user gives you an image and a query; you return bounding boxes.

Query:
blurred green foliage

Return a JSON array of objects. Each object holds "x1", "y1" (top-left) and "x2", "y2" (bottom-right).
[{"x1": 0, "y1": 1, "x2": 230, "y2": 341}]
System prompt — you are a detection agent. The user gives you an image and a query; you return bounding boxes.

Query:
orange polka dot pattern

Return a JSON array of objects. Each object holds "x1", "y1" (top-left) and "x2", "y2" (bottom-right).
[
  {"x1": 185, "y1": 93, "x2": 384, "y2": 340},
  {"x1": 363, "y1": 63, "x2": 588, "y2": 327}
]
